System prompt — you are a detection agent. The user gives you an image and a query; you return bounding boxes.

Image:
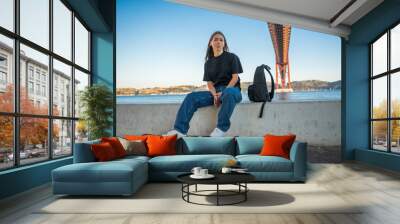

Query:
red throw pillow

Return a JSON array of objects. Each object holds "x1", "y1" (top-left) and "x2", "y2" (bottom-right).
[
  {"x1": 91, "y1": 142, "x2": 117, "y2": 161},
  {"x1": 259, "y1": 134, "x2": 296, "y2": 159},
  {"x1": 146, "y1": 134, "x2": 177, "y2": 157},
  {"x1": 101, "y1": 137, "x2": 127, "y2": 158}
]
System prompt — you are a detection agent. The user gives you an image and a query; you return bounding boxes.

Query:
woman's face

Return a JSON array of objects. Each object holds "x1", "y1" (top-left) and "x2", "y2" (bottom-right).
[{"x1": 210, "y1": 34, "x2": 225, "y2": 51}]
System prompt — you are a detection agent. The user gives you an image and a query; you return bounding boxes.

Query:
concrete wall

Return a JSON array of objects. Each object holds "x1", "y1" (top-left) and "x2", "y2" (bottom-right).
[{"x1": 117, "y1": 101, "x2": 341, "y2": 147}]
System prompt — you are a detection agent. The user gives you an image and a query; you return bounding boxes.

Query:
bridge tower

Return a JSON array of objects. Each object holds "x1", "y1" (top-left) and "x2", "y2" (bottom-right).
[{"x1": 268, "y1": 23, "x2": 293, "y2": 92}]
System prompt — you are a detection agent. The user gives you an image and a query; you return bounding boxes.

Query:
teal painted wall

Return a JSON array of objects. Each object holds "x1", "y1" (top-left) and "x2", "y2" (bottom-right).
[
  {"x1": 92, "y1": 32, "x2": 115, "y2": 136},
  {"x1": 0, "y1": 158, "x2": 72, "y2": 199},
  {"x1": 355, "y1": 149, "x2": 400, "y2": 172},
  {"x1": 343, "y1": 43, "x2": 369, "y2": 159},
  {"x1": 92, "y1": 33, "x2": 114, "y2": 87},
  {"x1": 344, "y1": 0, "x2": 400, "y2": 171},
  {"x1": 66, "y1": 0, "x2": 111, "y2": 32},
  {"x1": 90, "y1": 0, "x2": 116, "y2": 136}
]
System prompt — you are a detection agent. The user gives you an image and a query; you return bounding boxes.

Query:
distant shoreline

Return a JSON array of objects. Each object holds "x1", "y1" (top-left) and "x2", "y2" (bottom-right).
[
  {"x1": 117, "y1": 80, "x2": 341, "y2": 96},
  {"x1": 117, "y1": 90, "x2": 341, "y2": 104},
  {"x1": 116, "y1": 88, "x2": 341, "y2": 97}
]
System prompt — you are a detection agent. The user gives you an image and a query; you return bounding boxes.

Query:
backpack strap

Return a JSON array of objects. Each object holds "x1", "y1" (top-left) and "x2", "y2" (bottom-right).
[
  {"x1": 262, "y1": 64, "x2": 274, "y2": 102},
  {"x1": 259, "y1": 102, "x2": 266, "y2": 118}
]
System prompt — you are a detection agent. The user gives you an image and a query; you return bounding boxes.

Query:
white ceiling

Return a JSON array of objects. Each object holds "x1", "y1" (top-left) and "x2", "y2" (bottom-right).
[
  {"x1": 167, "y1": 0, "x2": 384, "y2": 37},
  {"x1": 228, "y1": 0, "x2": 352, "y2": 22}
]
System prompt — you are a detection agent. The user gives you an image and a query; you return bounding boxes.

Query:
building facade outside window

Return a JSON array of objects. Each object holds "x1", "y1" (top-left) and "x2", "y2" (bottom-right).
[
  {"x1": 28, "y1": 67, "x2": 34, "y2": 80},
  {"x1": 0, "y1": 0, "x2": 91, "y2": 170},
  {"x1": 35, "y1": 83, "x2": 40, "y2": 95},
  {"x1": 0, "y1": 71, "x2": 6, "y2": 85},
  {"x1": 35, "y1": 70, "x2": 40, "y2": 81},
  {"x1": 0, "y1": 54, "x2": 8, "y2": 91},
  {"x1": 0, "y1": 54, "x2": 7, "y2": 67},
  {"x1": 28, "y1": 81, "x2": 34, "y2": 94},
  {"x1": 41, "y1": 85, "x2": 46, "y2": 97}
]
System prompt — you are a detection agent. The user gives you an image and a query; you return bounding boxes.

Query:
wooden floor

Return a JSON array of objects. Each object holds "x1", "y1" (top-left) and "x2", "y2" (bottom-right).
[{"x1": 1, "y1": 162, "x2": 400, "y2": 224}]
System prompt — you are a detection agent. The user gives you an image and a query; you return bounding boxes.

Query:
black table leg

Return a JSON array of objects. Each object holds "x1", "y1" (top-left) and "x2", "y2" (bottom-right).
[
  {"x1": 217, "y1": 184, "x2": 219, "y2": 206},
  {"x1": 187, "y1": 184, "x2": 190, "y2": 202},
  {"x1": 245, "y1": 183, "x2": 247, "y2": 201},
  {"x1": 181, "y1": 184, "x2": 183, "y2": 199},
  {"x1": 195, "y1": 184, "x2": 197, "y2": 192}
]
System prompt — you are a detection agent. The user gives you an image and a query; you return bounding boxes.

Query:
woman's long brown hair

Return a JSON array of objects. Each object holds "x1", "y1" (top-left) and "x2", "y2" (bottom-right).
[{"x1": 205, "y1": 31, "x2": 229, "y2": 61}]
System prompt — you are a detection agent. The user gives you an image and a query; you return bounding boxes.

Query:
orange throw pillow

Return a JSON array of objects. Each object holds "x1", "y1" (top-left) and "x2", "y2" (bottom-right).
[
  {"x1": 101, "y1": 137, "x2": 127, "y2": 158},
  {"x1": 146, "y1": 134, "x2": 177, "y2": 157},
  {"x1": 259, "y1": 134, "x2": 296, "y2": 159},
  {"x1": 124, "y1": 135, "x2": 149, "y2": 142},
  {"x1": 91, "y1": 142, "x2": 117, "y2": 161}
]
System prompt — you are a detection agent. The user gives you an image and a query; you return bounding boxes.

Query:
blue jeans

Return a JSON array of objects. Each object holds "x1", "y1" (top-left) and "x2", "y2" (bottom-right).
[{"x1": 174, "y1": 86, "x2": 242, "y2": 134}]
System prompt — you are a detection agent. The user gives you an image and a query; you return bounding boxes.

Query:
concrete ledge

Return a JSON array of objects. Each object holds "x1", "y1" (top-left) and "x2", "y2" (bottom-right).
[{"x1": 117, "y1": 100, "x2": 341, "y2": 147}]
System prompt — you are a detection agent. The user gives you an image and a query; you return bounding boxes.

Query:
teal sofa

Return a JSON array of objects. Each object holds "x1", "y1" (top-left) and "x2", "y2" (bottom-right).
[{"x1": 52, "y1": 137, "x2": 307, "y2": 196}]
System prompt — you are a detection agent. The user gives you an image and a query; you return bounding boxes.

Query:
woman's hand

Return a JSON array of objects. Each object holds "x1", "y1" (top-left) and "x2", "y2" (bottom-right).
[{"x1": 213, "y1": 92, "x2": 221, "y2": 107}]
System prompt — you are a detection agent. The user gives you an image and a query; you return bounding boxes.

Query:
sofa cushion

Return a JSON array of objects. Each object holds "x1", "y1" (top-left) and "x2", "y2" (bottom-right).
[
  {"x1": 236, "y1": 155, "x2": 293, "y2": 172},
  {"x1": 149, "y1": 154, "x2": 235, "y2": 172},
  {"x1": 235, "y1": 137, "x2": 263, "y2": 155},
  {"x1": 179, "y1": 137, "x2": 235, "y2": 155},
  {"x1": 52, "y1": 158, "x2": 147, "y2": 183}
]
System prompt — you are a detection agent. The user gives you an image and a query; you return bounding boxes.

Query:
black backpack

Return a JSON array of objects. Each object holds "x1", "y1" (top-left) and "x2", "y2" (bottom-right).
[{"x1": 247, "y1": 64, "x2": 275, "y2": 118}]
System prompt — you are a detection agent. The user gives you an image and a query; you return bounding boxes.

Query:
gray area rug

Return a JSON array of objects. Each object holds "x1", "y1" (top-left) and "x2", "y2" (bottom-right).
[{"x1": 37, "y1": 183, "x2": 362, "y2": 214}]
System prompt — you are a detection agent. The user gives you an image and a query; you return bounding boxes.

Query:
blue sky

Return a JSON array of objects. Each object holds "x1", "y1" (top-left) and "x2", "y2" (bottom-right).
[{"x1": 117, "y1": 0, "x2": 341, "y2": 88}]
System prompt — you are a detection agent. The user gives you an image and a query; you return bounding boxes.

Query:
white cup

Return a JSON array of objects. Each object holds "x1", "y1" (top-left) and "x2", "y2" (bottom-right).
[
  {"x1": 191, "y1": 167, "x2": 202, "y2": 176},
  {"x1": 200, "y1": 169, "x2": 208, "y2": 176},
  {"x1": 221, "y1": 167, "x2": 232, "y2": 174}
]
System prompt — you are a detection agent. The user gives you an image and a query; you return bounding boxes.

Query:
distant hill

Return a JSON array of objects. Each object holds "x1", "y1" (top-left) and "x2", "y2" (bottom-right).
[
  {"x1": 117, "y1": 80, "x2": 341, "y2": 96},
  {"x1": 290, "y1": 80, "x2": 341, "y2": 91}
]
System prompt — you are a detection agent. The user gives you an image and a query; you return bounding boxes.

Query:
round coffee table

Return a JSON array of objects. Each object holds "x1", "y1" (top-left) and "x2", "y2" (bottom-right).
[{"x1": 177, "y1": 172, "x2": 255, "y2": 206}]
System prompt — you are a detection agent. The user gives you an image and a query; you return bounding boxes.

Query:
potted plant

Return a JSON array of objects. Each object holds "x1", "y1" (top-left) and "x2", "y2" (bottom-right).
[{"x1": 79, "y1": 84, "x2": 113, "y2": 140}]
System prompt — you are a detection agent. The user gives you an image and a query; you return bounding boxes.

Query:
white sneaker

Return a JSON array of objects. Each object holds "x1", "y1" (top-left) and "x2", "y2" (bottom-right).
[
  {"x1": 164, "y1": 129, "x2": 187, "y2": 139},
  {"x1": 209, "y1": 128, "x2": 226, "y2": 137}
]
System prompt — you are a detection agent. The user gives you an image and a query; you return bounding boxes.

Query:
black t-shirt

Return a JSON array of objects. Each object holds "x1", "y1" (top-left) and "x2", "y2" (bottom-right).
[{"x1": 203, "y1": 51, "x2": 243, "y2": 89}]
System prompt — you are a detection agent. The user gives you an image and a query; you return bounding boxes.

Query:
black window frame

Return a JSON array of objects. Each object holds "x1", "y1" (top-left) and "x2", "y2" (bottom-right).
[
  {"x1": 370, "y1": 20, "x2": 400, "y2": 154},
  {"x1": 0, "y1": 0, "x2": 92, "y2": 171}
]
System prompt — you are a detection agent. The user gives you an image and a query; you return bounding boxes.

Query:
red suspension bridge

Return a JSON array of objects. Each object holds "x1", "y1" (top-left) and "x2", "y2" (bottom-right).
[{"x1": 268, "y1": 23, "x2": 293, "y2": 93}]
